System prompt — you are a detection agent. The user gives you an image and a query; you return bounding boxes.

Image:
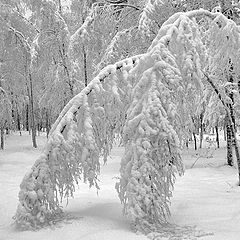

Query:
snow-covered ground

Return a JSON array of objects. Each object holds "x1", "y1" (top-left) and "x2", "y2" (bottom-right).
[{"x1": 0, "y1": 132, "x2": 240, "y2": 240}]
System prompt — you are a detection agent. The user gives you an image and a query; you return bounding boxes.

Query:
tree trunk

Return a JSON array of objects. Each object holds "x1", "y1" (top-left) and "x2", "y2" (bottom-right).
[
  {"x1": 29, "y1": 73, "x2": 37, "y2": 148},
  {"x1": 224, "y1": 121, "x2": 226, "y2": 141},
  {"x1": 199, "y1": 112, "x2": 204, "y2": 148},
  {"x1": 193, "y1": 132, "x2": 197, "y2": 151},
  {"x1": 205, "y1": 74, "x2": 240, "y2": 183},
  {"x1": 26, "y1": 104, "x2": 29, "y2": 132},
  {"x1": 226, "y1": 79, "x2": 235, "y2": 166},
  {"x1": 37, "y1": 123, "x2": 40, "y2": 136},
  {"x1": 0, "y1": 127, "x2": 4, "y2": 150},
  {"x1": 228, "y1": 115, "x2": 240, "y2": 185},
  {"x1": 234, "y1": 139, "x2": 240, "y2": 186},
  {"x1": 215, "y1": 125, "x2": 220, "y2": 148},
  {"x1": 226, "y1": 115, "x2": 234, "y2": 166},
  {"x1": 83, "y1": 45, "x2": 88, "y2": 86},
  {"x1": 233, "y1": 136, "x2": 240, "y2": 186},
  {"x1": 46, "y1": 109, "x2": 50, "y2": 138},
  {"x1": 17, "y1": 113, "x2": 21, "y2": 131},
  {"x1": 238, "y1": 79, "x2": 240, "y2": 96}
]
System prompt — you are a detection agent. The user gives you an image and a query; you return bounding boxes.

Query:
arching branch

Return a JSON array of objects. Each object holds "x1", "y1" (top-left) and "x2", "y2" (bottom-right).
[
  {"x1": 106, "y1": 2, "x2": 141, "y2": 11},
  {"x1": 50, "y1": 54, "x2": 142, "y2": 136},
  {"x1": 14, "y1": 53, "x2": 142, "y2": 229}
]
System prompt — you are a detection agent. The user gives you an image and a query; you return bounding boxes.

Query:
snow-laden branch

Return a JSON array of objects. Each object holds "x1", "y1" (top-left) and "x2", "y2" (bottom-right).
[
  {"x1": 106, "y1": 2, "x2": 141, "y2": 11},
  {"x1": 0, "y1": 3, "x2": 40, "y2": 33},
  {"x1": 50, "y1": 54, "x2": 142, "y2": 136},
  {"x1": 68, "y1": 6, "x2": 95, "y2": 53},
  {"x1": 95, "y1": 27, "x2": 137, "y2": 72},
  {"x1": 0, "y1": 16, "x2": 31, "y2": 52},
  {"x1": 68, "y1": 1, "x2": 140, "y2": 55}
]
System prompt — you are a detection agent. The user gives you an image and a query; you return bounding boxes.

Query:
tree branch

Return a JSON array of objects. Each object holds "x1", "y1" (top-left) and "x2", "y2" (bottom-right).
[
  {"x1": 0, "y1": 3, "x2": 40, "y2": 33},
  {"x1": 49, "y1": 54, "x2": 142, "y2": 135},
  {"x1": 204, "y1": 73, "x2": 226, "y2": 108},
  {"x1": 107, "y1": 3, "x2": 141, "y2": 11}
]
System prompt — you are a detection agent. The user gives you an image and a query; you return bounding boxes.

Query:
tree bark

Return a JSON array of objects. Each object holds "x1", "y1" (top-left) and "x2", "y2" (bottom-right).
[
  {"x1": 17, "y1": 111, "x2": 21, "y2": 131},
  {"x1": 225, "y1": 78, "x2": 235, "y2": 166},
  {"x1": 233, "y1": 134, "x2": 240, "y2": 186},
  {"x1": 83, "y1": 45, "x2": 88, "y2": 87},
  {"x1": 199, "y1": 112, "x2": 204, "y2": 148},
  {"x1": 46, "y1": 109, "x2": 50, "y2": 138},
  {"x1": 226, "y1": 114, "x2": 234, "y2": 166},
  {"x1": 29, "y1": 73, "x2": 37, "y2": 148},
  {"x1": 193, "y1": 132, "x2": 197, "y2": 151},
  {"x1": 224, "y1": 120, "x2": 226, "y2": 141},
  {"x1": 228, "y1": 115, "x2": 240, "y2": 185},
  {"x1": 0, "y1": 127, "x2": 4, "y2": 150},
  {"x1": 238, "y1": 80, "x2": 240, "y2": 95},
  {"x1": 26, "y1": 104, "x2": 29, "y2": 132},
  {"x1": 215, "y1": 124, "x2": 220, "y2": 148}
]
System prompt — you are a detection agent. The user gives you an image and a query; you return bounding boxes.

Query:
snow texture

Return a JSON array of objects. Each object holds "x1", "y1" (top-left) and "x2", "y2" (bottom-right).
[{"x1": 1, "y1": 133, "x2": 240, "y2": 239}]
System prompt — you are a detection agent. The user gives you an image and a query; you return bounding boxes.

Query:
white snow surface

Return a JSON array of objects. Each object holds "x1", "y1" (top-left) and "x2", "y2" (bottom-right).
[{"x1": 1, "y1": 132, "x2": 240, "y2": 240}]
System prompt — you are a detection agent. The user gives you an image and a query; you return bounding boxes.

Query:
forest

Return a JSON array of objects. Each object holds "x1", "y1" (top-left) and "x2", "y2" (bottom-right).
[{"x1": 1, "y1": 0, "x2": 240, "y2": 240}]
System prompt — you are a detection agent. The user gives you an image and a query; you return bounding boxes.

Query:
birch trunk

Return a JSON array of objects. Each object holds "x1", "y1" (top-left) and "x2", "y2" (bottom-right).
[
  {"x1": 28, "y1": 73, "x2": 37, "y2": 148},
  {"x1": 0, "y1": 127, "x2": 4, "y2": 150}
]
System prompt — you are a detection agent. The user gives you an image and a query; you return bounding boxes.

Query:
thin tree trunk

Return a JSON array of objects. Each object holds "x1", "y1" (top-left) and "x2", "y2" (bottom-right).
[
  {"x1": 37, "y1": 123, "x2": 41, "y2": 136},
  {"x1": 226, "y1": 115, "x2": 234, "y2": 166},
  {"x1": 46, "y1": 109, "x2": 50, "y2": 138},
  {"x1": 26, "y1": 104, "x2": 29, "y2": 132},
  {"x1": 228, "y1": 115, "x2": 240, "y2": 185},
  {"x1": 58, "y1": 0, "x2": 62, "y2": 14},
  {"x1": 83, "y1": 45, "x2": 88, "y2": 86},
  {"x1": 29, "y1": 73, "x2": 37, "y2": 148},
  {"x1": 17, "y1": 111, "x2": 21, "y2": 131},
  {"x1": 193, "y1": 132, "x2": 197, "y2": 151},
  {"x1": 233, "y1": 135, "x2": 240, "y2": 186},
  {"x1": 238, "y1": 80, "x2": 240, "y2": 95},
  {"x1": 224, "y1": 121, "x2": 226, "y2": 141},
  {"x1": 0, "y1": 127, "x2": 4, "y2": 150},
  {"x1": 205, "y1": 73, "x2": 240, "y2": 183},
  {"x1": 199, "y1": 112, "x2": 204, "y2": 148},
  {"x1": 226, "y1": 82, "x2": 235, "y2": 166},
  {"x1": 215, "y1": 124, "x2": 220, "y2": 149},
  {"x1": 0, "y1": 79, "x2": 5, "y2": 149}
]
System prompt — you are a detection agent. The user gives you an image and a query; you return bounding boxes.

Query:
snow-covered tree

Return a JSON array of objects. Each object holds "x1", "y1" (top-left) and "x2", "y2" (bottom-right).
[
  {"x1": 14, "y1": 8, "x2": 240, "y2": 234},
  {"x1": 0, "y1": 0, "x2": 40, "y2": 147},
  {"x1": 0, "y1": 79, "x2": 12, "y2": 149}
]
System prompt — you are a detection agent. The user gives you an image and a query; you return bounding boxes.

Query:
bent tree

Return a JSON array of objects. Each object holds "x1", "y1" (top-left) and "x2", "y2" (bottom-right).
[{"x1": 14, "y1": 9, "x2": 240, "y2": 231}]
